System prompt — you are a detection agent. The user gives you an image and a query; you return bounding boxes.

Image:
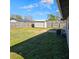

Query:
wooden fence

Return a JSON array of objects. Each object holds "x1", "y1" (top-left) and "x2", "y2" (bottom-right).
[{"x1": 10, "y1": 21, "x2": 66, "y2": 29}]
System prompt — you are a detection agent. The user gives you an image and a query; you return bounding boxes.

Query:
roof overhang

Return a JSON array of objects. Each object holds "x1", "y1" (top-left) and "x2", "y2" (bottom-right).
[{"x1": 57, "y1": 0, "x2": 69, "y2": 20}]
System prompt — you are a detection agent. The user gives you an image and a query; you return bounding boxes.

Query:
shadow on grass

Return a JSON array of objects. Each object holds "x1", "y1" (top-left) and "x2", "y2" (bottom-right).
[{"x1": 10, "y1": 29, "x2": 69, "y2": 59}]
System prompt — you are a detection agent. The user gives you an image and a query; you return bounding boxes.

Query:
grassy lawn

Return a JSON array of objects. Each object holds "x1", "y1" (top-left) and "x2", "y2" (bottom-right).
[
  {"x1": 10, "y1": 28, "x2": 49, "y2": 46},
  {"x1": 10, "y1": 52, "x2": 24, "y2": 59},
  {"x1": 10, "y1": 28, "x2": 68, "y2": 59}
]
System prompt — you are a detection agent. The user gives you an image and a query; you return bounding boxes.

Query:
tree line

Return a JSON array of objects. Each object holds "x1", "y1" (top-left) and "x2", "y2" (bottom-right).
[{"x1": 10, "y1": 14, "x2": 58, "y2": 21}]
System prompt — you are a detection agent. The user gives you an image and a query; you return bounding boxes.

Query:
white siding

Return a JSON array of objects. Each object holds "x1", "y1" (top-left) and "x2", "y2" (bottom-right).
[
  {"x1": 45, "y1": 21, "x2": 47, "y2": 28},
  {"x1": 10, "y1": 20, "x2": 18, "y2": 22},
  {"x1": 34, "y1": 22, "x2": 45, "y2": 28}
]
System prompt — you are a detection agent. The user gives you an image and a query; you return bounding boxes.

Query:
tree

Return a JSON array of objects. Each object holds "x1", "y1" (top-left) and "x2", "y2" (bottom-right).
[
  {"x1": 15, "y1": 15, "x2": 22, "y2": 20},
  {"x1": 10, "y1": 15, "x2": 22, "y2": 21},
  {"x1": 10, "y1": 16, "x2": 15, "y2": 20},
  {"x1": 48, "y1": 14, "x2": 57, "y2": 21}
]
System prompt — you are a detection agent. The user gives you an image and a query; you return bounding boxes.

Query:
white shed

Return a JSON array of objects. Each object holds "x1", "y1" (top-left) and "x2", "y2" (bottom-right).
[{"x1": 33, "y1": 21, "x2": 47, "y2": 28}]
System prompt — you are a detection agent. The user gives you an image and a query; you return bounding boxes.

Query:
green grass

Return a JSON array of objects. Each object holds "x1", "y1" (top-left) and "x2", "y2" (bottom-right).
[
  {"x1": 10, "y1": 52, "x2": 24, "y2": 59},
  {"x1": 10, "y1": 28, "x2": 48, "y2": 46},
  {"x1": 10, "y1": 28, "x2": 68, "y2": 59}
]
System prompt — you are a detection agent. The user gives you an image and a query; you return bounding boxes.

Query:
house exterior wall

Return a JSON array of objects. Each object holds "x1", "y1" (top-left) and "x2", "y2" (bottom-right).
[{"x1": 66, "y1": 17, "x2": 69, "y2": 45}]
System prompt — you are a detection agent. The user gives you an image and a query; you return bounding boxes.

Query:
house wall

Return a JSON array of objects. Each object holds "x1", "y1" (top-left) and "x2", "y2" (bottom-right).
[{"x1": 66, "y1": 17, "x2": 69, "y2": 45}]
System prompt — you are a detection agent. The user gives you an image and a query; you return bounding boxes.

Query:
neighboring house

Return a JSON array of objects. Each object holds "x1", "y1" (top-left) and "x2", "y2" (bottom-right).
[
  {"x1": 21, "y1": 16, "x2": 33, "y2": 22},
  {"x1": 10, "y1": 19, "x2": 18, "y2": 22}
]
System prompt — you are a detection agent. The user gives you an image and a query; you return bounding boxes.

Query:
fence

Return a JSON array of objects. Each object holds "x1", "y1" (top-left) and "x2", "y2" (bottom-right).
[
  {"x1": 10, "y1": 22, "x2": 32, "y2": 28},
  {"x1": 10, "y1": 21, "x2": 66, "y2": 29},
  {"x1": 47, "y1": 21, "x2": 66, "y2": 29}
]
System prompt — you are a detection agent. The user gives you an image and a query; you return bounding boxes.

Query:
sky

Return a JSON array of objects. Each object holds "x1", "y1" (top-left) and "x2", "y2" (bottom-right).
[{"x1": 10, "y1": 0, "x2": 60, "y2": 21}]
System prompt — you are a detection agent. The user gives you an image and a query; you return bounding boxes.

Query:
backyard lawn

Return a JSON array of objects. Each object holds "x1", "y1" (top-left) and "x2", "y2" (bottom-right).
[{"x1": 10, "y1": 28, "x2": 68, "y2": 59}]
